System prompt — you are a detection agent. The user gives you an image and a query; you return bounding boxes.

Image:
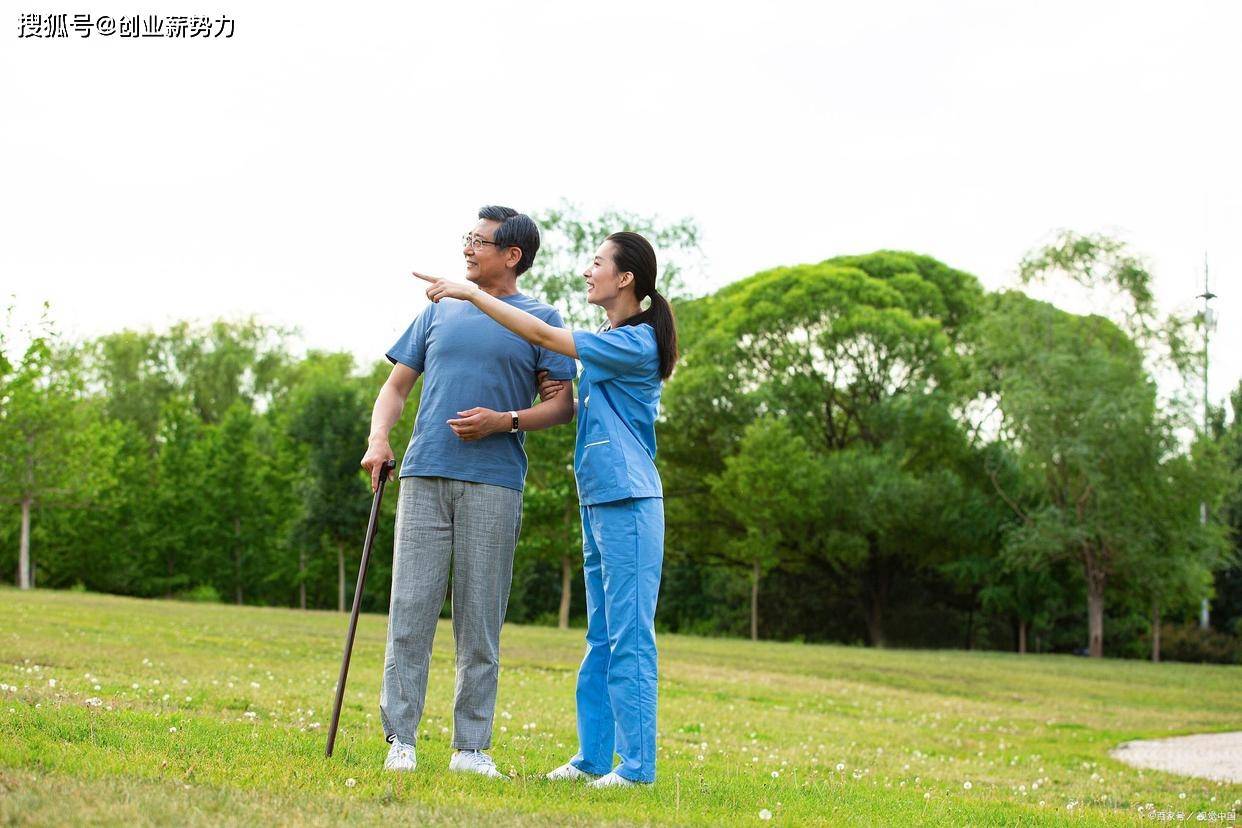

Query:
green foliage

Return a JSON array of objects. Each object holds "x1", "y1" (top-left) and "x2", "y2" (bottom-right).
[
  {"x1": 1149, "y1": 621, "x2": 1242, "y2": 665},
  {"x1": 0, "y1": 307, "x2": 124, "y2": 588},
  {"x1": 1018, "y1": 230, "x2": 1200, "y2": 407},
  {"x1": 969, "y1": 289, "x2": 1231, "y2": 656},
  {"x1": 177, "y1": 583, "x2": 222, "y2": 603},
  {"x1": 663, "y1": 252, "x2": 993, "y2": 644},
  {"x1": 1, "y1": 226, "x2": 1234, "y2": 660}
]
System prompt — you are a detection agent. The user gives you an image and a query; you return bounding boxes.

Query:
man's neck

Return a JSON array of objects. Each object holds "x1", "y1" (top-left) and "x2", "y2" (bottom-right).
[{"x1": 477, "y1": 272, "x2": 520, "y2": 299}]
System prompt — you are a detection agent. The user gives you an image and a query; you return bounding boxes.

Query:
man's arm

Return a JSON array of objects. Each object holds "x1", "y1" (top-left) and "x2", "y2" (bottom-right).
[
  {"x1": 360, "y1": 361, "x2": 420, "y2": 491},
  {"x1": 446, "y1": 379, "x2": 574, "y2": 441}
]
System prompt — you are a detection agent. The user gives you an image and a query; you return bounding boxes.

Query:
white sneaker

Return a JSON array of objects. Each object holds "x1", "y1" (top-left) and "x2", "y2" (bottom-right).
[
  {"x1": 546, "y1": 761, "x2": 596, "y2": 781},
  {"x1": 589, "y1": 770, "x2": 639, "y2": 788},
  {"x1": 448, "y1": 749, "x2": 508, "y2": 779},
  {"x1": 383, "y1": 739, "x2": 416, "y2": 772}
]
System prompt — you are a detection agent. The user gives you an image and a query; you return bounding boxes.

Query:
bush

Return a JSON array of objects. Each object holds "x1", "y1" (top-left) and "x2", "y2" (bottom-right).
[
  {"x1": 177, "y1": 584, "x2": 222, "y2": 604},
  {"x1": 1152, "y1": 622, "x2": 1241, "y2": 664}
]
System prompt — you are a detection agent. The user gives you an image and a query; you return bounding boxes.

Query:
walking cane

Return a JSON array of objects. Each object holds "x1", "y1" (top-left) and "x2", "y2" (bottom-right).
[{"x1": 326, "y1": 458, "x2": 396, "y2": 758}]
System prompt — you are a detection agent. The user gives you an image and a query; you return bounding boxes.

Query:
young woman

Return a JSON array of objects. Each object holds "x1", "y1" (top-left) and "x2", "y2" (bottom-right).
[{"x1": 414, "y1": 231, "x2": 676, "y2": 788}]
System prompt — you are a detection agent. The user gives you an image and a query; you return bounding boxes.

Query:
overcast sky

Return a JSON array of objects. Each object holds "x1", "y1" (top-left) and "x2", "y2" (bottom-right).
[{"x1": 3, "y1": 0, "x2": 1239, "y2": 411}]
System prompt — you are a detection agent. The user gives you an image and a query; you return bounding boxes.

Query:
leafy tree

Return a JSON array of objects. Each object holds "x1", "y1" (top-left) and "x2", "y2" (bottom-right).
[
  {"x1": 663, "y1": 252, "x2": 986, "y2": 646},
  {"x1": 971, "y1": 290, "x2": 1229, "y2": 656},
  {"x1": 1212, "y1": 383, "x2": 1242, "y2": 637},
  {"x1": 709, "y1": 417, "x2": 823, "y2": 640},
  {"x1": 196, "y1": 402, "x2": 273, "y2": 603},
  {"x1": 162, "y1": 319, "x2": 291, "y2": 425},
  {"x1": 1018, "y1": 230, "x2": 1198, "y2": 412},
  {"x1": 285, "y1": 353, "x2": 370, "y2": 611},
  {"x1": 0, "y1": 310, "x2": 121, "y2": 588}
]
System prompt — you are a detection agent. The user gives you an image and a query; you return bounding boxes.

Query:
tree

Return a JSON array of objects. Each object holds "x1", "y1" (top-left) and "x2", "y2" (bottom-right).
[
  {"x1": 971, "y1": 290, "x2": 1228, "y2": 657},
  {"x1": 162, "y1": 319, "x2": 291, "y2": 425},
  {"x1": 1212, "y1": 383, "x2": 1242, "y2": 637},
  {"x1": 1018, "y1": 230, "x2": 1199, "y2": 415},
  {"x1": 988, "y1": 234, "x2": 1232, "y2": 660},
  {"x1": 1125, "y1": 437, "x2": 1231, "y2": 660},
  {"x1": 196, "y1": 402, "x2": 272, "y2": 604},
  {"x1": 662, "y1": 252, "x2": 987, "y2": 646},
  {"x1": 0, "y1": 310, "x2": 120, "y2": 589},
  {"x1": 285, "y1": 353, "x2": 370, "y2": 611},
  {"x1": 709, "y1": 417, "x2": 823, "y2": 640}
]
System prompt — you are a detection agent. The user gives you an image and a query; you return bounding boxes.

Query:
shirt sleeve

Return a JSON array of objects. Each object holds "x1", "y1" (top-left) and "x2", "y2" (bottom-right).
[
  {"x1": 386, "y1": 304, "x2": 434, "y2": 373},
  {"x1": 536, "y1": 308, "x2": 578, "y2": 381},
  {"x1": 572, "y1": 325, "x2": 654, "y2": 383}
]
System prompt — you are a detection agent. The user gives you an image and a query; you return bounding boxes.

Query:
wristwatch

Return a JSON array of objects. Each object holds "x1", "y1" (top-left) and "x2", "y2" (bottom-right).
[{"x1": 509, "y1": 411, "x2": 519, "y2": 433}]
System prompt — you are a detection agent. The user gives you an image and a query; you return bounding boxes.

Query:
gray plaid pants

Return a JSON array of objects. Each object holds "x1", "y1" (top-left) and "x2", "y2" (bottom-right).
[{"x1": 379, "y1": 476, "x2": 522, "y2": 750}]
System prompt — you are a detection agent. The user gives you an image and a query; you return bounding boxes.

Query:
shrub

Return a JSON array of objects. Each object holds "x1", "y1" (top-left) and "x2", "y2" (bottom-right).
[
  {"x1": 177, "y1": 584, "x2": 222, "y2": 604},
  {"x1": 1152, "y1": 622, "x2": 1241, "y2": 664}
]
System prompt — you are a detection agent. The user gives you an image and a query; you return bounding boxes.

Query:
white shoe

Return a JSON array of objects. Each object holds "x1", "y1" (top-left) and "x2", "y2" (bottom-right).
[
  {"x1": 448, "y1": 749, "x2": 508, "y2": 779},
  {"x1": 546, "y1": 761, "x2": 596, "y2": 781},
  {"x1": 383, "y1": 739, "x2": 416, "y2": 772},
  {"x1": 589, "y1": 770, "x2": 639, "y2": 788}
]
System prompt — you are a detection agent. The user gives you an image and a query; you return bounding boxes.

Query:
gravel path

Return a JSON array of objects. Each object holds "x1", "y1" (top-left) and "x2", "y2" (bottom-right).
[{"x1": 1110, "y1": 732, "x2": 1242, "y2": 783}]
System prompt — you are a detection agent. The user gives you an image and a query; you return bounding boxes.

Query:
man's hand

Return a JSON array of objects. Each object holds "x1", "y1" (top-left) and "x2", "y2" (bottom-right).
[
  {"x1": 448, "y1": 407, "x2": 508, "y2": 441},
  {"x1": 360, "y1": 438, "x2": 395, "y2": 492},
  {"x1": 537, "y1": 370, "x2": 563, "y2": 401}
]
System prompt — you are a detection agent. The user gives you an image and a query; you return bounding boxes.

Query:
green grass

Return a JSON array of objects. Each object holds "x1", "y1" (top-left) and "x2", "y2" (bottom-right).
[{"x1": 1, "y1": 587, "x2": 1239, "y2": 825}]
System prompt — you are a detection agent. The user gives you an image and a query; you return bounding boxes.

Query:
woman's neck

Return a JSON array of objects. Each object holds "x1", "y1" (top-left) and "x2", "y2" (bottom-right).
[{"x1": 603, "y1": 295, "x2": 642, "y2": 329}]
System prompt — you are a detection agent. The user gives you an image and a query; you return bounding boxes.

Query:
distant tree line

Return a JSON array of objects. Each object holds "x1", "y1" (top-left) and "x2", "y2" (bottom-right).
[{"x1": 2, "y1": 214, "x2": 1239, "y2": 662}]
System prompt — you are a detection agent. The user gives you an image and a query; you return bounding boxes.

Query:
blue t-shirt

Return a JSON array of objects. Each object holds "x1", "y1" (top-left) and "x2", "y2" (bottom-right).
[
  {"x1": 387, "y1": 294, "x2": 577, "y2": 491},
  {"x1": 571, "y1": 323, "x2": 663, "y2": 505}
]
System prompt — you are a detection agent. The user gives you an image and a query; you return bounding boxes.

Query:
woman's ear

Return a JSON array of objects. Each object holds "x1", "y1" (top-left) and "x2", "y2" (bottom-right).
[{"x1": 619, "y1": 271, "x2": 635, "y2": 289}]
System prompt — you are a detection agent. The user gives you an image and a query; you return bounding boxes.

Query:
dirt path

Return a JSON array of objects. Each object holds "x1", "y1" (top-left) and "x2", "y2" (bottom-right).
[{"x1": 1111, "y1": 732, "x2": 1242, "y2": 784}]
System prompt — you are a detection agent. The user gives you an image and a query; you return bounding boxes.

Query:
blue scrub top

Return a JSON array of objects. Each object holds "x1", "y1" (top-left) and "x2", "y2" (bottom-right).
[{"x1": 571, "y1": 324, "x2": 663, "y2": 506}]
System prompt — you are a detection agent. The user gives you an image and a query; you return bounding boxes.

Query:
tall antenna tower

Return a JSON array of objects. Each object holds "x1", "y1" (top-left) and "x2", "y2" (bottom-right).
[{"x1": 1198, "y1": 253, "x2": 1217, "y2": 630}]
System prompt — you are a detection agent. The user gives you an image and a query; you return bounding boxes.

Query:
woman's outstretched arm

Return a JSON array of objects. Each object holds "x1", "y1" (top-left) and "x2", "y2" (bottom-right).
[{"x1": 413, "y1": 271, "x2": 578, "y2": 358}]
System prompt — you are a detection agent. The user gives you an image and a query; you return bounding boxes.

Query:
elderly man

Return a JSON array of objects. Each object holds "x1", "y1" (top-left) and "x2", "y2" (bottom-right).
[{"x1": 361, "y1": 205, "x2": 576, "y2": 777}]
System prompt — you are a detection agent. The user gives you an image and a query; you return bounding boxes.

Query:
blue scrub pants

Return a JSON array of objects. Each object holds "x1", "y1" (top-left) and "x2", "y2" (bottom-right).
[{"x1": 570, "y1": 496, "x2": 664, "y2": 783}]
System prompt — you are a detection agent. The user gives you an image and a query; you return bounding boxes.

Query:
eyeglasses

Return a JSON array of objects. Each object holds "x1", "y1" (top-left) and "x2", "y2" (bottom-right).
[{"x1": 462, "y1": 233, "x2": 501, "y2": 251}]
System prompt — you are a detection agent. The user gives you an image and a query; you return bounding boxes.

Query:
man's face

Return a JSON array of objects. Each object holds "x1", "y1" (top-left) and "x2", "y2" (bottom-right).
[{"x1": 463, "y1": 218, "x2": 511, "y2": 284}]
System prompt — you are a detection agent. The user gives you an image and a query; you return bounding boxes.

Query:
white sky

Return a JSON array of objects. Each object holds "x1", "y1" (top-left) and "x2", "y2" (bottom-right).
[{"x1": 3, "y1": 0, "x2": 1240, "y2": 411}]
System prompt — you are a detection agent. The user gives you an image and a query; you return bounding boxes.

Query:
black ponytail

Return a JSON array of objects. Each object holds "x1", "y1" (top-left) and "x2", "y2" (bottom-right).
[{"x1": 605, "y1": 231, "x2": 679, "y2": 380}]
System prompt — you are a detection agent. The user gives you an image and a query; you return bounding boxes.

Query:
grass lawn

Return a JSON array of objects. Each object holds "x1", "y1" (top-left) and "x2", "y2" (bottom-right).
[{"x1": 1, "y1": 586, "x2": 1239, "y2": 825}]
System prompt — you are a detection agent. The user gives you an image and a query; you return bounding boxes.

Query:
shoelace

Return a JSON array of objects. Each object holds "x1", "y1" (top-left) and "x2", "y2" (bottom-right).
[{"x1": 461, "y1": 750, "x2": 495, "y2": 769}]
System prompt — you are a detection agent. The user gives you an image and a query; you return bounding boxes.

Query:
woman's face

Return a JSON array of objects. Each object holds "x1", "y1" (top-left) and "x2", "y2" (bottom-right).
[{"x1": 583, "y1": 241, "x2": 632, "y2": 307}]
